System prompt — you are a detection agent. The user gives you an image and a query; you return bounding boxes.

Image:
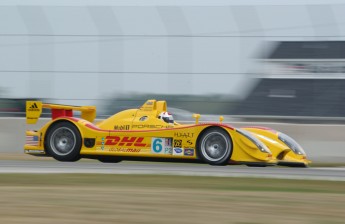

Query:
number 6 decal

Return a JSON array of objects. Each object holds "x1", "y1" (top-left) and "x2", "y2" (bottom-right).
[{"x1": 152, "y1": 138, "x2": 163, "y2": 153}]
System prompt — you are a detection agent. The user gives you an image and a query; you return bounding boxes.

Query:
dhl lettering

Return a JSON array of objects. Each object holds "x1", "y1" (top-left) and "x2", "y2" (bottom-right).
[
  {"x1": 103, "y1": 136, "x2": 149, "y2": 147},
  {"x1": 134, "y1": 137, "x2": 146, "y2": 147},
  {"x1": 118, "y1": 137, "x2": 136, "y2": 146},
  {"x1": 105, "y1": 136, "x2": 121, "y2": 145}
]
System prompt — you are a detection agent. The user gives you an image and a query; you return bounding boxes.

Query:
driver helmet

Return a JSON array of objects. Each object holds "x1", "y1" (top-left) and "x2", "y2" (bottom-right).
[{"x1": 158, "y1": 111, "x2": 174, "y2": 124}]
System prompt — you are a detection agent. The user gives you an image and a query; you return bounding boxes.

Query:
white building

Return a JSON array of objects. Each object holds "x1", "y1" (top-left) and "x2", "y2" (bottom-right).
[{"x1": 0, "y1": 0, "x2": 345, "y2": 105}]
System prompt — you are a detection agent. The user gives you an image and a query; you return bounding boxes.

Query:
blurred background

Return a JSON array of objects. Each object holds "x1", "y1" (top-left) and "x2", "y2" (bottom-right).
[
  {"x1": 1, "y1": 0, "x2": 345, "y2": 163},
  {"x1": 2, "y1": 2, "x2": 345, "y2": 224},
  {"x1": 1, "y1": 0, "x2": 345, "y2": 123}
]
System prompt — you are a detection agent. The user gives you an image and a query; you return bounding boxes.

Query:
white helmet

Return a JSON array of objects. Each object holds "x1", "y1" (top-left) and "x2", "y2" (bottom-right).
[{"x1": 158, "y1": 111, "x2": 174, "y2": 124}]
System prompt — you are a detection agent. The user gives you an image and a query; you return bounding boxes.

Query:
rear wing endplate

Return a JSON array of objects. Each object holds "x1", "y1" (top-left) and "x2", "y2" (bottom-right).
[{"x1": 26, "y1": 101, "x2": 96, "y2": 124}]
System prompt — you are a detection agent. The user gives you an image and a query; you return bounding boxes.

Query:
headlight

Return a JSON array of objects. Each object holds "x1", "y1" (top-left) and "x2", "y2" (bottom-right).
[
  {"x1": 278, "y1": 132, "x2": 306, "y2": 155},
  {"x1": 236, "y1": 129, "x2": 271, "y2": 153}
]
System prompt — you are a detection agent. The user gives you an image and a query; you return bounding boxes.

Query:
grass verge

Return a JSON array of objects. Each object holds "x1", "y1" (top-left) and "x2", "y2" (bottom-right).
[{"x1": 0, "y1": 174, "x2": 345, "y2": 224}]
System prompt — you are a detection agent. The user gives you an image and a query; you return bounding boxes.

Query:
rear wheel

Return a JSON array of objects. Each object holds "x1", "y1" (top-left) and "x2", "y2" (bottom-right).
[
  {"x1": 45, "y1": 121, "x2": 82, "y2": 162},
  {"x1": 197, "y1": 127, "x2": 232, "y2": 166}
]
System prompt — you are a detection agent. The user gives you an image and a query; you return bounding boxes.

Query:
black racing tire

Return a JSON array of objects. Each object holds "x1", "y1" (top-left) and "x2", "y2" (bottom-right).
[
  {"x1": 197, "y1": 127, "x2": 233, "y2": 166},
  {"x1": 98, "y1": 156, "x2": 122, "y2": 163},
  {"x1": 45, "y1": 121, "x2": 82, "y2": 162}
]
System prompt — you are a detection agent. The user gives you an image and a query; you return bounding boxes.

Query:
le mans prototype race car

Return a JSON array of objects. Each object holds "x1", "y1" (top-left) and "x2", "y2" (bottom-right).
[{"x1": 24, "y1": 100, "x2": 310, "y2": 167}]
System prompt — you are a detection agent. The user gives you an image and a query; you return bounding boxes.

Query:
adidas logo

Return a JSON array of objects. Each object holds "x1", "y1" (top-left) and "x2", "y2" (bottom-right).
[
  {"x1": 28, "y1": 103, "x2": 40, "y2": 111},
  {"x1": 29, "y1": 103, "x2": 38, "y2": 109}
]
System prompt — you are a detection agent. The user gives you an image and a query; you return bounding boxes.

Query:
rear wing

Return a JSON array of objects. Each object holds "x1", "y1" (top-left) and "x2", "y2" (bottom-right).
[{"x1": 26, "y1": 101, "x2": 96, "y2": 124}]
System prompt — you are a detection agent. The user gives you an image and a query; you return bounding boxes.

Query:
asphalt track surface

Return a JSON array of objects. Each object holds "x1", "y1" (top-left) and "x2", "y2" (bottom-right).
[{"x1": 0, "y1": 160, "x2": 345, "y2": 181}]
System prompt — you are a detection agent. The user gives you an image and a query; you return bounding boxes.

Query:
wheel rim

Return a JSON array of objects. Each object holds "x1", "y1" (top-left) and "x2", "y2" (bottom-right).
[
  {"x1": 201, "y1": 132, "x2": 230, "y2": 162},
  {"x1": 50, "y1": 127, "x2": 76, "y2": 156}
]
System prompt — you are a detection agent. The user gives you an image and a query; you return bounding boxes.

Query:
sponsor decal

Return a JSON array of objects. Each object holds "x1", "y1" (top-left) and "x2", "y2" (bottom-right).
[
  {"x1": 165, "y1": 138, "x2": 172, "y2": 146},
  {"x1": 25, "y1": 150, "x2": 44, "y2": 154},
  {"x1": 97, "y1": 136, "x2": 149, "y2": 147},
  {"x1": 114, "y1": 125, "x2": 130, "y2": 130},
  {"x1": 165, "y1": 138, "x2": 173, "y2": 154},
  {"x1": 108, "y1": 148, "x2": 141, "y2": 153},
  {"x1": 152, "y1": 137, "x2": 173, "y2": 154},
  {"x1": 25, "y1": 135, "x2": 39, "y2": 146},
  {"x1": 132, "y1": 124, "x2": 170, "y2": 129},
  {"x1": 165, "y1": 148, "x2": 172, "y2": 154},
  {"x1": 174, "y1": 132, "x2": 194, "y2": 138},
  {"x1": 186, "y1": 140, "x2": 193, "y2": 146},
  {"x1": 28, "y1": 103, "x2": 40, "y2": 112},
  {"x1": 184, "y1": 148, "x2": 195, "y2": 156},
  {"x1": 173, "y1": 148, "x2": 184, "y2": 156},
  {"x1": 101, "y1": 137, "x2": 105, "y2": 150},
  {"x1": 174, "y1": 139, "x2": 182, "y2": 148}
]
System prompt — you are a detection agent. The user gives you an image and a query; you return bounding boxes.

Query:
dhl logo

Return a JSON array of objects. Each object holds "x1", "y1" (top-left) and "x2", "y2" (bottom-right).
[{"x1": 100, "y1": 136, "x2": 149, "y2": 147}]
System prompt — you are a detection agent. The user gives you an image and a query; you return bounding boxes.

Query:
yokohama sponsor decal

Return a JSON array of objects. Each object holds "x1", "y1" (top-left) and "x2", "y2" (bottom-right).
[{"x1": 108, "y1": 148, "x2": 141, "y2": 153}]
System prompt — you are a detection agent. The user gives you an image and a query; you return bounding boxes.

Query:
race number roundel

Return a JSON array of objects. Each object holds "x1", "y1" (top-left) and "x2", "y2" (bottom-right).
[
  {"x1": 151, "y1": 137, "x2": 173, "y2": 154},
  {"x1": 152, "y1": 138, "x2": 163, "y2": 153}
]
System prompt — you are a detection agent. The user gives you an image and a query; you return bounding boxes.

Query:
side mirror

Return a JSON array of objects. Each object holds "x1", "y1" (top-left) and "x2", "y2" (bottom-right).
[{"x1": 193, "y1": 114, "x2": 200, "y2": 124}]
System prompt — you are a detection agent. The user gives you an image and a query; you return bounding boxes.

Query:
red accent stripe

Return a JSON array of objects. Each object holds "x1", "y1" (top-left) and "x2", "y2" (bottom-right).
[
  {"x1": 52, "y1": 109, "x2": 74, "y2": 120},
  {"x1": 59, "y1": 117, "x2": 80, "y2": 122},
  {"x1": 85, "y1": 122, "x2": 234, "y2": 133},
  {"x1": 52, "y1": 109, "x2": 65, "y2": 120},
  {"x1": 65, "y1": 110, "x2": 73, "y2": 117},
  {"x1": 57, "y1": 117, "x2": 235, "y2": 133}
]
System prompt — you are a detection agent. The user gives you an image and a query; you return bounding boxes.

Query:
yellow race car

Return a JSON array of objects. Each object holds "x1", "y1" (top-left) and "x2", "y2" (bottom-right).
[{"x1": 24, "y1": 100, "x2": 310, "y2": 167}]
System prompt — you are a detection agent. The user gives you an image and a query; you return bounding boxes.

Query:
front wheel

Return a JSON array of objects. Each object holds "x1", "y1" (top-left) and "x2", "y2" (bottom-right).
[
  {"x1": 45, "y1": 121, "x2": 82, "y2": 162},
  {"x1": 197, "y1": 127, "x2": 233, "y2": 166}
]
